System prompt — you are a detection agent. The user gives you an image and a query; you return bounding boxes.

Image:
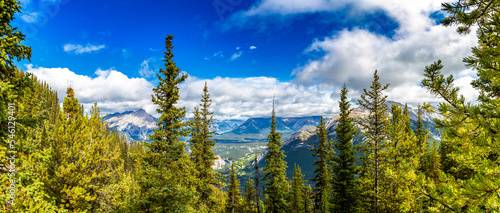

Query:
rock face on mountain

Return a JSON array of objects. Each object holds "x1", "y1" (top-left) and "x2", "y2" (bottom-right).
[
  {"x1": 254, "y1": 103, "x2": 442, "y2": 181},
  {"x1": 212, "y1": 155, "x2": 227, "y2": 170},
  {"x1": 103, "y1": 109, "x2": 158, "y2": 141}
]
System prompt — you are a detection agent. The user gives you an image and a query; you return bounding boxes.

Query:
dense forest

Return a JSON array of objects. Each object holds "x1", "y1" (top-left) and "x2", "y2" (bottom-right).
[{"x1": 1, "y1": 0, "x2": 500, "y2": 212}]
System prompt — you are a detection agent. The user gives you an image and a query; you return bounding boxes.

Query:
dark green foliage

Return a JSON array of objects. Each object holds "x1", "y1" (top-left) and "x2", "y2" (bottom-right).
[
  {"x1": 139, "y1": 35, "x2": 197, "y2": 212},
  {"x1": 310, "y1": 116, "x2": 331, "y2": 212},
  {"x1": 262, "y1": 101, "x2": 289, "y2": 212},
  {"x1": 254, "y1": 157, "x2": 261, "y2": 213},
  {"x1": 0, "y1": 0, "x2": 32, "y2": 80},
  {"x1": 243, "y1": 177, "x2": 256, "y2": 213},
  {"x1": 289, "y1": 164, "x2": 305, "y2": 213},
  {"x1": 190, "y1": 82, "x2": 221, "y2": 208},
  {"x1": 227, "y1": 160, "x2": 241, "y2": 213},
  {"x1": 332, "y1": 85, "x2": 361, "y2": 213}
]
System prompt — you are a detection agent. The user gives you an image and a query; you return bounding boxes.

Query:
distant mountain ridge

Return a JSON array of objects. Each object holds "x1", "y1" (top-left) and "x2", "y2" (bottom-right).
[
  {"x1": 214, "y1": 116, "x2": 323, "y2": 141},
  {"x1": 253, "y1": 102, "x2": 442, "y2": 181},
  {"x1": 103, "y1": 109, "x2": 325, "y2": 143}
]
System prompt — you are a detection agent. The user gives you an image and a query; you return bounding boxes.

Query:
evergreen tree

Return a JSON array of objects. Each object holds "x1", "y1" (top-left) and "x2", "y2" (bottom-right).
[
  {"x1": 262, "y1": 100, "x2": 289, "y2": 212},
  {"x1": 0, "y1": 0, "x2": 31, "y2": 80},
  {"x1": 289, "y1": 164, "x2": 305, "y2": 213},
  {"x1": 382, "y1": 104, "x2": 421, "y2": 212},
  {"x1": 415, "y1": 104, "x2": 429, "y2": 155},
  {"x1": 420, "y1": 141, "x2": 440, "y2": 181},
  {"x1": 332, "y1": 85, "x2": 360, "y2": 213},
  {"x1": 303, "y1": 184, "x2": 314, "y2": 213},
  {"x1": 357, "y1": 70, "x2": 389, "y2": 213},
  {"x1": 190, "y1": 82, "x2": 221, "y2": 209},
  {"x1": 226, "y1": 160, "x2": 241, "y2": 213},
  {"x1": 310, "y1": 116, "x2": 331, "y2": 212},
  {"x1": 47, "y1": 88, "x2": 121, "y2": 212},
  {"x1": 254, "y1": 157, "x2": 261, "y2": 213},
  {"x1": 243, "y1": 177, "x2": 256, "y2": 213},
  {"x1": 139, "y1": 35, "x2": 197, "y2": 212},
  {"x1": 417, "y1": 3, "x2": 500, "y2": 208}
]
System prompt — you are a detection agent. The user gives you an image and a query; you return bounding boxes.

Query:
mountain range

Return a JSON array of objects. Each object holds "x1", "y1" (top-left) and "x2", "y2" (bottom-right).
[
  {"x1": 213, "y1": 116, "x2": 323, "y2": 142},
  {"x1": 103, "y1": 109, "x2": 244, "y2": 141},
  {"x1": 103, "y1": 101, "x2": 442, "y2": 181},
  {"x1": 252, "y1": 102, "x2": 442, "y2": 181}
]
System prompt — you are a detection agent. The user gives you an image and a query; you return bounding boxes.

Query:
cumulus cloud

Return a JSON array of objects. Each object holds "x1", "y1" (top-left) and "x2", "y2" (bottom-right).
[
  {"x1": 25, "y1": 64, "x2": 342, "y2": 120},
  {"x1": 231, "y1": 0, "x2": 479, "y2": 105},
  {"x1": 63, "y1": 43, "x2": 106, "y2": 54},
  {"x1": 26, "y1": 65, "x2": 156, "y2": 116},
  {"x1": 179, "y1": 76, "x2": 339, "y2": 120},
  {"x1": 250, "y1": 46, "x2": 257, "y2": 50}
]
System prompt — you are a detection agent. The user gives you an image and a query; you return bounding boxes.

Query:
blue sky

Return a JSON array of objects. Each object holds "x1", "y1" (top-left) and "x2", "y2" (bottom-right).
[{"x1": 15, "y1": 0, "x2": 479, "y2": 119}]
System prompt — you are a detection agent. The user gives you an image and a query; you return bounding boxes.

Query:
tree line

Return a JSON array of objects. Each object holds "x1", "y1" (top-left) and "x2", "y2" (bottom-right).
[{"x1": 1, "y1": 0, "x2": 499, "y2": 212}]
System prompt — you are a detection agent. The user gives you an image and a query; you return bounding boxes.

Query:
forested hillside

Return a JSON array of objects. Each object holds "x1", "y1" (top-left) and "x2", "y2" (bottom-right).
[{"x1": 1, "y1": 0, "x2": 500, "y2": 212}]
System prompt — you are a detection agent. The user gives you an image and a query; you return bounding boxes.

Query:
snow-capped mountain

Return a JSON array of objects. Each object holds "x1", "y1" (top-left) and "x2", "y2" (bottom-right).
[
  {"x1": 103, "y1": 109, "x2": 245, "y2": 141},
  {"x1": 104, "y1": 109, "x2": 158, "y2": 141}
]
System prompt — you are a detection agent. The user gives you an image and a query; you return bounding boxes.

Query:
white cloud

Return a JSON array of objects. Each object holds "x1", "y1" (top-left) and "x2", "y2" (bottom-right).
[
  {"x1": 180, "y1": 76, "x2": 339, "y2": 120},
  {"x1": 230, "y1": 51, "x2": 243, "y2": 61},
  {"x1": 213, "y1": 51, "x2": 224, "y2": 58},
  {"x1": 139, "y1": 58, "x2": 159, "y2": 78},
  {"x1": 231, "y1": 0, "x2": 479, "y2": 105},
  {"x1": 26, "y1": 65, "x2": 156, "y2": 116},
  {"x1": 21, "y1": 12, "x2": 39, "y2": 23},
  {"x1": 26, "y1": 64, "x2": 343, "y2": 120},
  {"x1": 63, "y1": 43, "x2": 106, "y2": 54},
  {"x1": 250, "y1": 46, "x2": 257, "y2": 50}
]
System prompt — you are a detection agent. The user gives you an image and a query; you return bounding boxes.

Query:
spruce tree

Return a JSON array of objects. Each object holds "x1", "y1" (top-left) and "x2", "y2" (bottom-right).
[
  {"x1": 290, "y1": 164, "x2": 305, "y2": 213},
  {"x1": 0, "y1": 0, "x2": 32, "y2": 80},
  {"x1": 303, "y1": 184, "x2": 314, "y2": 213},
  {"x1": 262, "y1": 100, "x2": 289, "y2": 212},
  {"x1": 243, "y1": 177, "x2": 256, "y2": 213},
  {"x1": 226, "y1": 160, "x2": 241, "y2": 213},
  {"x1": 190, "y1": 82, "x2": 220, "y2": 208},
  {"x1": 254, "y1": 157, "x2": 261, "y2": 213},
  {"x1": 310, "y1": 116, "x2": 331, "y2": 212},
  {"x1": 357, "y1": 70, "x2": 389, "y2": 213},
  {"x1": 332, "y1": 85, "x2": 360, "y2": 213},
  {"x1": 139, "y1": 35, "x2": 197, "y2": 212}
]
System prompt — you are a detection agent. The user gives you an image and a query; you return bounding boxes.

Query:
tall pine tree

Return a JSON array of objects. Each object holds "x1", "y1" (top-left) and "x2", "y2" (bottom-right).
[
  {"x1": 289, "y1": 164, "x2": 306, "y2": 213},
  {"x1": 310, "y1": 116, "x2": 332, "y2": 212},
  {"x1": 226, "y1": 160, "x2": 241, "y2": 213},
  {"x1": 190, "y1": 82, "x2": 221, "y2": 209},
  {"x1": 332, "y1": 85, "x2": 360, "y2": 213},
  {"x1": 262, "y1": 100, "x2": 289, "y2": 212},
  {"x1": 357, "y1": 70, "x2": 389, "y2": 213},
  {"x1": 139, "y1": 35, "x2": 197, "y2": 212}
]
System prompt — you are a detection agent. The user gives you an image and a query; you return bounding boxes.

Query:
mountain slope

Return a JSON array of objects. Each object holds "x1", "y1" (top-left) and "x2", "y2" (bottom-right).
[
  {"x1": 214, "y1": 116, "x2": 322, "y2": 141},
  {"x1": 104, "y1": 109, "x2": 158, "y2": 141},
  {"x1": 253, "y1": 103, "x2": 442, "y2": 181}
]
